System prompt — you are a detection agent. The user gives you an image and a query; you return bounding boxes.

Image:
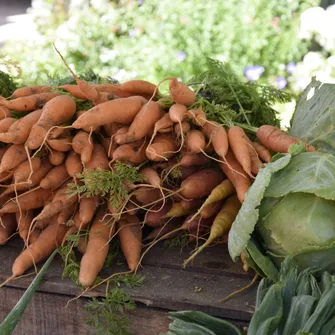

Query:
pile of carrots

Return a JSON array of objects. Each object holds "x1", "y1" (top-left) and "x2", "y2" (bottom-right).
[{"x1": 0, "y1": 59, "x2": 315, "y2": 289}]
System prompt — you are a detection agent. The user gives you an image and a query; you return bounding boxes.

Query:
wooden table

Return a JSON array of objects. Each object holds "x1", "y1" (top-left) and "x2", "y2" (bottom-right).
[{"x1": 0, "y1": 238, "x2": 257, "y2": 334}]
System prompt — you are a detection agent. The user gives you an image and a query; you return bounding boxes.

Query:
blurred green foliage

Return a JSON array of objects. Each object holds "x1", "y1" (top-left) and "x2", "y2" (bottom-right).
[{"x1": 2, "y1": 0, "x2": 318, "y2": 85}]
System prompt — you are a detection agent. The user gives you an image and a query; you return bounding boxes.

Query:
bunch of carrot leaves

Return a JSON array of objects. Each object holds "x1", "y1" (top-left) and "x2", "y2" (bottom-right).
[{"x1": 190, "y1": 58, "x2": 293, "y2": 129}]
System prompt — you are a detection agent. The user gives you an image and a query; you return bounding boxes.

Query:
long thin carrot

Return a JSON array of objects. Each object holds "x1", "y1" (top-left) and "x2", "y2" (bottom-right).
[
  {"x1": 219, "y1": 149, "x2": 251, "y2": 203},
  {"x1": 180, "y1": 168, "x2": 224, "y2": 199},
  {"x1": 0, "y1": 214, "x2": 17, "y2": 245},
  {"x1": 26, "y1": 95, "x2": 76, "y2": 150},
  {"x1": 251, "y1": 141, "x2": 272, "y2": 163},
  {"x1": 72, "y1": 96, "x2": 147, "y2": 129},
  {"x1": 228, "y1": 126, "x2": 253, "y2": 178},
  {"x1": 256, "y1": 125, "x2": 315, "y2": 153},
  {"x1": 114, "y1": 101, "x2": 161, "y2": 144},
  {"x1": 10, "y1": 85, "x2": 52, "y2": 99},
  {"x1": 79, "y1": 206, "x2": 115, "y2": 287},
  {"x1": 11, "y1": 222, "x2": 68, "y2": 278},
  {"x1": 0, "y1": 93, "x2": 60, "y2": 112},
  {"x1": 16, "y1": 210, "x2": 34, "y2": 242},
  {"x1": 118, "y1": 214, "x2": 142, "y2": 271},
  {"x1": 203, "y1": 122, "x2": 229, "y2": 159},
  {"x1": 183, "y1": 196, "x2": 241, "y2": 267},
  {"x1": 0, "y1": 188, "x2": 52, "y2": 215},
  {"x1": 0, "y1": 144, "x2": 31, "y2": 174},
  {"x1": 0, "y1": 109, "x2": 42, "y2": 144}
]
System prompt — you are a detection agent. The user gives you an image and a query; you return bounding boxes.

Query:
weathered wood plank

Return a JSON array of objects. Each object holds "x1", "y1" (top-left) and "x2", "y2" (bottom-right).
[
  {"x1": 141, "y1": 243, "x2": 252, "y2": 278},
  {"x1": 0, "y1": 286, "x2": 170, "y2": 335},
  {"x1": 0, "y1": 237, "x2": 257, "y2": 324},
  {"x1": 0, "y1": 253, "x2": 257, "y2": 322}
]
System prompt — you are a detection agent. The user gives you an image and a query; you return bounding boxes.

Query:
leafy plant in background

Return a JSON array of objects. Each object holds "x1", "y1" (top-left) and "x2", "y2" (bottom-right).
[{"x1": 1, "y1": 0, "x2": 317, "y2": 86}]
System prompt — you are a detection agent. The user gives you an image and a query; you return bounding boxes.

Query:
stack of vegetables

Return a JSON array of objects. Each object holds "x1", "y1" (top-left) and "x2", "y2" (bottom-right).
[
  {"x1": 228, "y1": 77, "x2": 335, "y2": 281},
  {"x1": 0, "y1": 55, "x2": 308, "y2": 292}
]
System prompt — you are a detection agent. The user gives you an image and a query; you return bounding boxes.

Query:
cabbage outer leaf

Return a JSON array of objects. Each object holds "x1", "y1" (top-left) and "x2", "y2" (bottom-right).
[
  {"x1": 265, "y1": 152, "x2": 335, "y2": 201},
  {"x1": 290, "y1": 78, "x2": 335, "y2": 155},
  {"x1": 228, "y1": 154, "x2": 292, "y2": 261}
]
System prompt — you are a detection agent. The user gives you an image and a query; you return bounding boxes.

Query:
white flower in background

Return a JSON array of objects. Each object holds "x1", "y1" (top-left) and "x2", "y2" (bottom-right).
[
  {"x1": 303, "y1": 52, "x2": 325, "y2": 71},
  {"x1": 299, "y1": 7, "x2": 326, "y2": 39}
]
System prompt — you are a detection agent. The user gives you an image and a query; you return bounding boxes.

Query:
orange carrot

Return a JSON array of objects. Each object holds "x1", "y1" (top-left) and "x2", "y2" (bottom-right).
[
  {"x1": 153, "y1": 113, "x2": 174, "y2": 133},
  {"x1": 57, "y1": 204, "x2": 76, "y2": 225},
  {"x1": 49, "y1": 126, "x2": 71, "y2": 139},
  {"x1": 94, "y1": 84, "x2": 134, "y2": 98},
  {"x1": 134, "y1": 187, "x2": 162, "y2": 205},
  {"x1": 102, "y1": 137, "x2": 116, "y2": 159},
  {"x1": 0, "y1": 214, "x2": 17, "y2": 245},
  {"x1": 0, "y1": 144, "x2": 30, "y2": 173},
  {"x1": 0, "y1": 109, "x2": 42, "y2": 144},
  {"x1": 140, "y1": 167, "x2": 161, "y2": 187},
  {"x1": 33, "y1": 185, "x2": 78, "y2": 222},
  {"x1": 34, "y1": 215, "x2": 58, "y2": 231},
  {"x1": 59, "y1": 85, "x2": 87, "y2": 99},
  {"x1": 118, "y1": 214, "x2": 142, "y2": 271},
  {"x1": 0, "y1": 188, "x2": 52, "y2": 215},
  {"x1": 86, "y1": 144, "x2": 109, "y2": 170},
  {"x1": 0, "y1": 117, "x2": 17, "y2": 133},
  {"x1": 40, "y1": 164, "x2": 69, "y2": 189},
  {"x1": 13, "y1": 157, "x2": 41, "y2": 183},
  {"x1": 248, "y1": 142, "x2": 263, "y2": 175},
  {"x1": 0, "y1": 106, "x2": 12, "y2": 120},
  {"x1": 79, "y1": 206, "x2": 115, "y2": 287},
  {"x1": 219, "y1": 149, "x2": 251, "y2": 203},
  {"x1": 186, "y1": 109, "x2": 207, "y2": 127},
  {"x1": 76, "y1": 111, "x2": 101, "y2": 133},
  {"x1": 169, "y1": 78, "x2": 196, "y2": 107},
  {"x1": 114, "y1": 101, "x2": 161, "y2": 144},
  {"x1": 78, "y1": 196, "x2": 100, "y2": 227},
  {"x1": 54, "y1": 46, "x2": 105, "y2": 105},
  {"x1": 179, "y1": 153, "x2": 210, "y2": 167},
  {"x1": 12, "y1": 221, "x2": 68, "y2": 277},
  {"x1": 77, "y1": 236, "x2": 87, "y2": 254},
  {"x1": 251, "y1": 142, "x2": 272, "y2": 163},
  {"x1": 228, "y1": 126, "x2": 253, "y2": 177},
  {"x1": 112, "y1": 138, "x2": 148, "y2": 165},
  {"x1": 169, "y1": 103, "x2": 188, "y2": 123},
  {"x1": 72, "y1": 131, "x2": 94, "y2": 164},
  {"x1": 16, "y1": 210, "x2": 34, "y2": 241},
  {"x1": 103, "y1": 122, "x2": 124, "y2": 137},
  {"x1": 72, "y1": 96, "x2": 147, "y2": 129},
  {"x1": 65, "y1": 151, "x2": 83, "y2": 177},
  {"x1": 144, "y1": 202, "x2": 173, "y2": 227},
  {"x1": 1, "y1": 160, "x2": 53, "y2": 196},
  {"x1": 256, "y1": 125, "x2": 315, "y2": 153},
  {"x1": 203, "y1": 122, "x2": 229, "y2": 159},
  {"x1": 180, "y1": 168, "x2": 224, "y2": 199},
  {"x1": 0, "y1": 92, "x2": 60, "y2": 112},
  {"x1": 26, "y1": 95, "x2": 76, "y2": 150},
  {"x1": 47, "y1": 136, "x2": 73, "y2": 152},
  {"x1": 174, "y1": 121, "x2": 191, "y2": 138},
  {"x1": 146, "y1": 134, "x2": 177, "y2": 161},
  {"x1": 119, "y1": 79, "x2": 159, "y2": 98},
  {"x1": 48, "y1": 149, "x2": 66, "y2": 166},
  {"x1": 11, "y1": 85, "x2": 52, "y2": 99},
  {"x1": 186, "y1": 130, "x2": 206, "y2": 153}
]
